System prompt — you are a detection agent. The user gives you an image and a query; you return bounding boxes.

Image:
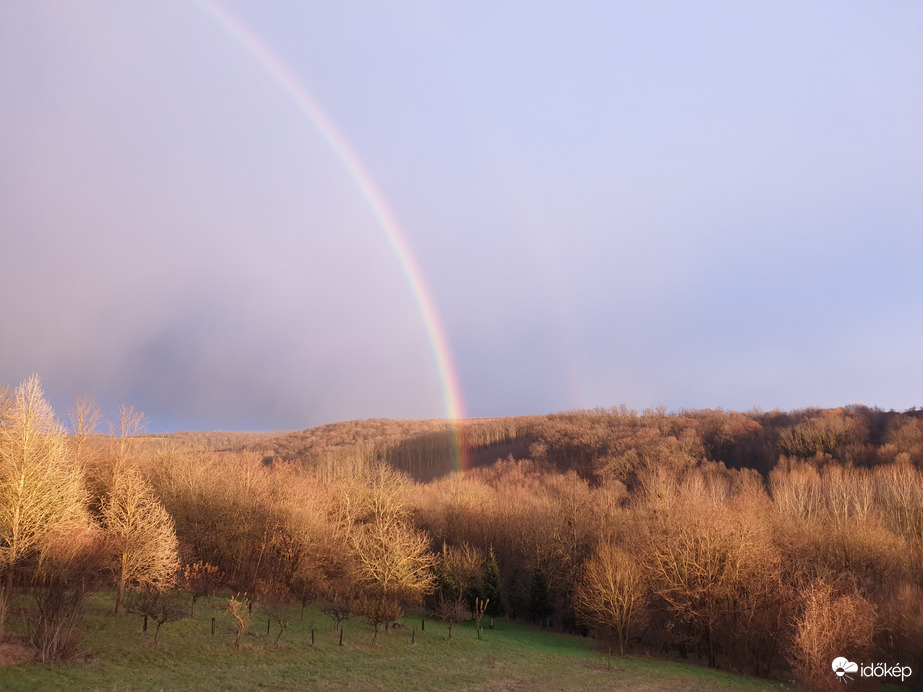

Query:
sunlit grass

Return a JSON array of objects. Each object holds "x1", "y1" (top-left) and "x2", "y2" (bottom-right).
[{"x1": 0, "y1": 591, "x2": 788, "y2": 691}]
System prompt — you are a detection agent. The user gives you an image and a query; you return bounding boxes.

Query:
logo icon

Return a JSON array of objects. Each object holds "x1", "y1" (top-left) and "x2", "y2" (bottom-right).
[{"x1": 832, "y1": 657, "x2": 859, "y2": 683}]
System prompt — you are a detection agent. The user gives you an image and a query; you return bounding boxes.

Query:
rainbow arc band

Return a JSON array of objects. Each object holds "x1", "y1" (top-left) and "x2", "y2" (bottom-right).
[{"x1": 197, "y1": 1, "x2": 469, "y2": 471}]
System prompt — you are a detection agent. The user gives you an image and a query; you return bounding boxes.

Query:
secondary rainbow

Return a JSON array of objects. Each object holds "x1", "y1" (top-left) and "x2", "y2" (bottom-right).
[{"x1": 196, "y1": 0, "x2": 470, "y2": 470}]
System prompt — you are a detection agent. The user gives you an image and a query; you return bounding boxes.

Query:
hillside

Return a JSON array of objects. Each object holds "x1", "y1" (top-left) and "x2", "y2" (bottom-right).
[
  {"x1": 240, "y1": 405, "x2": 923, "y2": 484},
  {"x1": 1, "y1": 382, "x2": 921, "y2": 688},
  {"x1": 0, "y1": 591, "x2": 786, "y2": 691}
]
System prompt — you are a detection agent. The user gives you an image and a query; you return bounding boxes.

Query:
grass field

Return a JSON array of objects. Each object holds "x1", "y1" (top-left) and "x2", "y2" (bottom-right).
[{"x1": 0, "y1": 592, "x2": 789, "y2": 691}]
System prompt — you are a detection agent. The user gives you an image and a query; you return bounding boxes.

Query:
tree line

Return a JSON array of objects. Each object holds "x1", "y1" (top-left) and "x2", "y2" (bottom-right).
[{"x1": 1, "y1": 376, "x2": 921, "y2": 688}]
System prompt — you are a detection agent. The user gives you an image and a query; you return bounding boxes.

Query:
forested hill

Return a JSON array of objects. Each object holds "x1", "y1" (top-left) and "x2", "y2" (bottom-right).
[
  {"x1": 4, "y1": 378, "x2": 922, "y2": 683},
  {"x1": 242, "y1": 405, "x2": 923, "y2": 483}
]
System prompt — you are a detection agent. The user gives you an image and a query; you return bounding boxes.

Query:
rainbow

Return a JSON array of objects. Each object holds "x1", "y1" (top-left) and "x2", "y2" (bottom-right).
[{"x1": 196, "y1": 0, "x2": 470, "y2": 470}]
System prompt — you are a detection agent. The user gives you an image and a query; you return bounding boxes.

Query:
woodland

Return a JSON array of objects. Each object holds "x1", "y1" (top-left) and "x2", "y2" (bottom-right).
[{"x1": 1, "y1": 375, "x2": 921, "y2": 689}]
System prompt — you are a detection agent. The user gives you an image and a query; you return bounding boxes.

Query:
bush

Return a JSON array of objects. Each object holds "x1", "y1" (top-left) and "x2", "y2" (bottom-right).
[{"x1": 790, "y1": 579, "x2": 876, "y2": 690}]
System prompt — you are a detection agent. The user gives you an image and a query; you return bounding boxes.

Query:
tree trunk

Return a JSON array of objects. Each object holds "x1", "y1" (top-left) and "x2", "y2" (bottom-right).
[
  {"x1": 114, "y1": 578, "x2": 126, "y2": 615},
  {"x1": 0, "y1": 570, "x2": 14, "y2": 637},
  {"x1": 707, "y1": 627, "x2": 716, "y2": 668}
]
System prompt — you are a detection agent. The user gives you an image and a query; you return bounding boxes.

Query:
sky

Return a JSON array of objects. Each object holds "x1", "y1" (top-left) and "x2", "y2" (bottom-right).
[{"x1": 2, "y1": 1, "x2": 922, "y2": 432}]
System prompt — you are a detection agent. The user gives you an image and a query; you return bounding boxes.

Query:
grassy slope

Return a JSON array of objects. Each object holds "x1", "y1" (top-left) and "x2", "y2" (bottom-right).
[{"x1": 0, "y1": 592, "x2": 788, "y2": 691}]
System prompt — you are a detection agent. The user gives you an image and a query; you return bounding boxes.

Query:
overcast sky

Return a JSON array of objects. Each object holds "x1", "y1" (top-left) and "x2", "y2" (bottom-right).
[{"x1": 2, "y1": 1, "x2": 922, "y2": 431}]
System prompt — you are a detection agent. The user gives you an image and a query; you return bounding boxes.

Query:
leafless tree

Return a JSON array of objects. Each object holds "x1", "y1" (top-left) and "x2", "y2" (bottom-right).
[
  {"x1": 101, "y1": 468, "x2": 179, "y2": 614},
  {"x1": 0, "y1": 386, "x2": 14, "y2": 428},
  {"x1": 790, "y1": 578, "x2": 876, "y2": 690},
  {"x1": 30, "y1": 525, "x2": 106, "y2": 661},
  {"x1": 181, "y1": 560, "x2": 224, "y2": 617},
  {"x1": 641, "y1": 488, "x2": 779, "y2": 667},
  {"x1": 350, "y1": 517, "x2": 436, "y2": 643},
  {"x1": 110, "y1": 401, "x2": 146, "y2": 479},
  {"x1": 434, "y1": 542, "x2": 482, "y2": 638},
  {"x1": 125, "y1": 587, "x2": 187, "y2": 645},
  {"x1": 68, "y1": 394, "x2": 101, "y2": 467},
  {"x1": 227, "y1": 592, "x2": 252, "y2": 648},
  {"x1": 574, "y1": 542, "x2": 647, "y2": 656},
  {"x1": 256, "y1": 578, "x2": 294, "y2": 646},
  {"x1": 0, "y1": 376, "x2": 88, "y2": 635}
]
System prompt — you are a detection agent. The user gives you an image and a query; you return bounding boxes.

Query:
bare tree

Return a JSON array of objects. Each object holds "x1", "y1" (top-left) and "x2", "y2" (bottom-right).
[
  {"x1": 181, "y1": 560, "x2": 224, "y2": 617},
  {"x1": 641, "y1": 488, "x2": 779, "y2": 667},
  {"x1": 320, "y1": 597, "x2": 354, "y2": 638},
  {"x1": 0, "y1": 386, "x2": 14, "y2": 428},
  {"x1": 433, "y1": 542, "x2": 483, "y2": 638},
  {"x1": 68, "y1": 394, "x2": 101, "y2": 467},
  {"x1": 790, "y1": 579, "x2": 876, "y2": 690},
  {"x1": 110, "y1": 402, "x2": 146, "y2": 479},
  {"x1": 256, "y1": 578, "x2": 294, "y2": 646},
  {"x1": 574, "y1": 543, "x2": 647, "y2": 656},
  {"x1": 31, "y1": 525, "x2": 106, "y2": 661},
  {"x1": 436, "y1": 599, "x2": 468, "y2": 640},
  {"x1": 350, "y1": 517, "x2": 436, "y2": 643},
  {"x1": 101, "y1": 468, "x2": 179, "y2": 614},
  {"x1": 125, "y1": 587, "x2": 187, "y2": 645},
  {"x1": 227, "y1": 593, "x2": 252, "y2": 648},
  {"x1": 473, "y1": 597, "x2": 489, "y2": 640},
  {"x1": 311, "y1": 540, "x2": 358, "y2": 635},
  {"x1": 0, "y1": 376, "x2": 88, "y2": 635}
]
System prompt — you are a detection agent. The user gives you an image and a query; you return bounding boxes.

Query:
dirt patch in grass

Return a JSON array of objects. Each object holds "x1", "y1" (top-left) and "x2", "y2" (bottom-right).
[{"x1": 0, "y1": 640, "x2": 36, "y2": 666}]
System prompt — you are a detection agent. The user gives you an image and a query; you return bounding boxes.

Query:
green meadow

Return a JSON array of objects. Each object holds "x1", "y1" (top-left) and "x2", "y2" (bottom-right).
[{"x1": 0, "y1": 592, "x2": 787, "y2": 691}]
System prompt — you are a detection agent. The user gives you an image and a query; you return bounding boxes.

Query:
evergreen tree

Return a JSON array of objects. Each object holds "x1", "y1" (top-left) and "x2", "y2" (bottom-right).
[
  {"x1": 528, "y1": 566, "x2": 554, "y2": 626},
  {"x1": 481, "y1": 547, "x2": 505, "y2": 617},
  {"x1": 435, "y1": 542, "x2": 459, "y2": 603}
]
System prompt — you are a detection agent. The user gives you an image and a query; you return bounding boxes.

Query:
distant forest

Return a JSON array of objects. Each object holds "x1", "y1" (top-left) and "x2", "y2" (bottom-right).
[{"x1": 2, "y1": 378, "x2": 921, "y2": 687}]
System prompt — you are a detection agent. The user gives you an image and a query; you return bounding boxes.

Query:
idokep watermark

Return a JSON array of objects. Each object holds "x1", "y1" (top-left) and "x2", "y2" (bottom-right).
[{"x1": 832, "y1": 657, "x2": 913, "y2": 683}]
